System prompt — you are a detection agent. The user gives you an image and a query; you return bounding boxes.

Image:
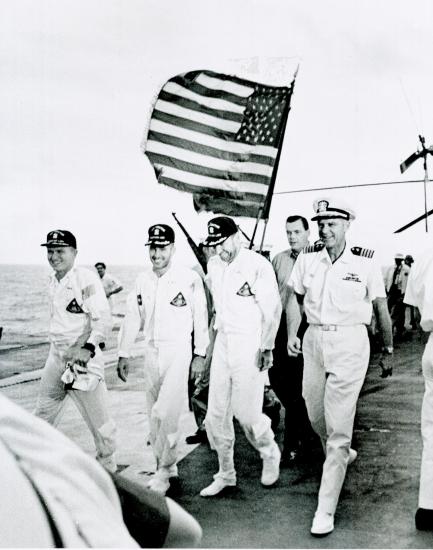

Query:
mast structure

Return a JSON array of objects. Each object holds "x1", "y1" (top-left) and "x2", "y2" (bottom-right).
[{"x1": 397, "y1": 134, "x2": 433, "y2": 233}]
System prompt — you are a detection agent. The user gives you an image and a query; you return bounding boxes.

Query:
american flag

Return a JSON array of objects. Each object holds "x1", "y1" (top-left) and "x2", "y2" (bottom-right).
[{"x1": 143, "y1": 70, "x2": 294, "y2": 218}]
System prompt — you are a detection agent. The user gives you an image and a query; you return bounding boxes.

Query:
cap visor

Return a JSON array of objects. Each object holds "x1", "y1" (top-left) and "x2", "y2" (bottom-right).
[
  {"x1": 203, "y1": 236, "x2": 228, "y2": 247},
  {"x1": 40, "y1": 242, "x2": 71, "y2": 247},
  {"x1": 311, "y1": 213, "x2": 349, "y2": 221},
  {"x1": 145, "y1": 240, "x2": 172, "y2": 247}
]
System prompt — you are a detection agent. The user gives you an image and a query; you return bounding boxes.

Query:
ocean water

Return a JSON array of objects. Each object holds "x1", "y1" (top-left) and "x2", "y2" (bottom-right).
[{"x1": 0, "y1": 264, "x2": 144, "y2": 378}]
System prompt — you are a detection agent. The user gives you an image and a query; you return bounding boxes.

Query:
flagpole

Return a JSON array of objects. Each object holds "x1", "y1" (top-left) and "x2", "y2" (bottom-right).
[
  {"x1": 258, "y1": 66, "x2": 299, "y2": 252},
  {"x1": 249, "y1": 207, "x2": 263, "y2": 250},
  {"x1": 423, "y1": 154, "x2": 429, "y2": 232}
]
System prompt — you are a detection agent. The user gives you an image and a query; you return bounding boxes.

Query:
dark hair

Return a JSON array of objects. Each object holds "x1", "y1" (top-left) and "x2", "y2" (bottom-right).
[
  {"x1": 285, "y1": 215, "x2": 309, "y2": 230},
  {"x1": 95, "y1": 262, "x2": 106, "y2": 269}
]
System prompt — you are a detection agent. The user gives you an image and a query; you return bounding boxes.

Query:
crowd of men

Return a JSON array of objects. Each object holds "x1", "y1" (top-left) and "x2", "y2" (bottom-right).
[{"x1": 2, "y1": 196, "x2": 432, "y2": 546}]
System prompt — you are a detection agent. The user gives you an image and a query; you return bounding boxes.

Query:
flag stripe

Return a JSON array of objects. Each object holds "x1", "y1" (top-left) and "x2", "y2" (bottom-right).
[
  {"x1": 152, "y1": 110, "x2": 236, "y2": 141},
  {"x1": 146, "y1": 139, "x2": 273, "y2": 177},
  {"x1": 171, "y1": 76, "x2": 247, "y2": 106},
  {"x1": 147, "y1": 130, "x2": 275, "y2": 167},
  {"x1": 159, "y1": 90, "x2": 244, "y2": 123},
  {"x1": 164, "y1": 81, "x2": 245, "y2": 114},
  {"x1": 149, "y1": 118, "x2": 277, "y2": 158},
  {"x1": 152, "y1": 165, "x2": 269, "y2": 195},
  {"x1": 196, "y1": 72, "x2": 254, "y2": 98},
  {"x1": 146, "y1": 152, "x2": 271, "y2": 185},
  {"x1": 159, "y1": 176, "x2": 266, "y2": 202},
  {"x1": 155, "y1": 99, "x2": 241, "y2": 133}
]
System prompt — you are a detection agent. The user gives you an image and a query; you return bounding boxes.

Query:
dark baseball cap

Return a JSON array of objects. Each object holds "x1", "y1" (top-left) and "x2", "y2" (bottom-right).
[
  {"x1": 145, "y1": 224, "x2": 175, "y2": 246},
  {"x1": 40, "y1": 230, "x2": 77, "y2": 248},
  {"x1": 203, "y1": 216, "x2": 238, "y2": 247}
]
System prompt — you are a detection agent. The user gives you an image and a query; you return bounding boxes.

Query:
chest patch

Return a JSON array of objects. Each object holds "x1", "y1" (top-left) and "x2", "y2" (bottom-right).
[
  {"x1": 66, "y1": 299, "x2": 84, "y2": 314},
  {"x1": 170, "y1": 292, "x2": 187, "y2": 307},
  {"x1": 236, "y1": 282, "x2": 254, "y2": 297},
  {"x1": 342, "y1": 272, "x2": 361, "y2": 283}
]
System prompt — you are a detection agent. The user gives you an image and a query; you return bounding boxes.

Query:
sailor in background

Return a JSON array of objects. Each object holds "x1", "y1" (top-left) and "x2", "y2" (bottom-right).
[
  {"x1": 270, "y1": 214, "x2": 317, "y2": 465},
  {"x1": 200, "y1": 216, "x2": 282, "y2": 497},
  {"x1": 404, "y1": 249, "x2": 433, "y2": 531},
  {"x1": 117, "y1": 224, "x2": 209, "y2": 495},
  {"x1": 287, "y1": 199, "x2": 393, "y2": 536},
  {"x1": 35, "y1": 230, "x2": 116, "y2": 472},
  {"x1": 95, "y1": 262, "x2": 124, "y2": 313},
  {"x1": 385, "y1": 253, "x2": 410, "y2": 340}
]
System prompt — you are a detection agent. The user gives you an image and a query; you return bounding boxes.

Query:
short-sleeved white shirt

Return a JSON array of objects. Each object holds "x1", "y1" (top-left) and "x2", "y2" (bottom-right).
[
  {"x1": 404, "y1": 250, "x2": 433, "y2": 332},
  {"x1": 288, "y1": 244, "x2": 386, "y2": 325}
]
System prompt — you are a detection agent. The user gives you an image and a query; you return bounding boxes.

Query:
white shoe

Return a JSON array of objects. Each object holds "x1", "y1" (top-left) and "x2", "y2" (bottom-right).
[
  {"x1": 348, "y1": 448, "x2": 358, "y2": 465},
  {"x1": 147, "y1": 474, "x2": 170, "y2": 495},
  {"x1": 311, "y1": 510, "x2": 334, "y2": 536},
  {"x1": 200, "y1": 478, "x2": 236, "y2": 497},
  {"x1": 261, "y1": 445, "x2": 281, "y2": 486}
]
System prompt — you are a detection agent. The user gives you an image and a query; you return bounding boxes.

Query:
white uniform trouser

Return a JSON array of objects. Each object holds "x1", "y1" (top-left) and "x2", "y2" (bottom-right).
[
  {"x1": 205, "y1": 332, "x2": 276, "y2": 483},
  {"x1": 143, "y1": 342, "x2": 192, "y2": 474},
  {"x1": 34, "y1": 344, "x2": 116, "y2": 471},
  {"x1": 419, "y1": 332, "x2": 433, "y2": 509},
  {"x1": 302, "y1": 324, "x2": 369, "y2": 514}
]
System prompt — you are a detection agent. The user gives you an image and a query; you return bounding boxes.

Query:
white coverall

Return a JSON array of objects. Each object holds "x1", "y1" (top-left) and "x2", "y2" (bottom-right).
[
  {"x1": 34, "y1": 266, "x2": 116, "y2": 471},
  {"x1": 404, "y1": 250, "x2": 433, "y2": 510},
  {"x1": 205, "y1": 247, "x2": 282, "y2": 483},
  {"x1": 289, "y1": 244, "x2": 386, "y2": 514},
  {"x1": 118, "y1": 264, "x2": 209, "y2": 473},
  {"x1": 0, "y1": 394, "x2": 138, "y2": 548}
]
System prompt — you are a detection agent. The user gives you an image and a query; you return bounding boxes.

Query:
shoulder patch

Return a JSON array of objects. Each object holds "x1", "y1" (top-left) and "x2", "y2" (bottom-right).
[
  {"x1": 81, "y1": 284, "x2": 95, "y2": 300},
  {"x1": 351, "y1": 246, "x2": 375, "y2": 259},
  {"x1": 137, "y1": 294, "x2": 142, "y2": 306}
]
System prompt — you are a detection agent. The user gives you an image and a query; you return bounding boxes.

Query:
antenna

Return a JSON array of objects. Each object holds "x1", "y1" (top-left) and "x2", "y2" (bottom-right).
[{"x1": 396, "y1": 135, "x2": 433, "y2": 233}]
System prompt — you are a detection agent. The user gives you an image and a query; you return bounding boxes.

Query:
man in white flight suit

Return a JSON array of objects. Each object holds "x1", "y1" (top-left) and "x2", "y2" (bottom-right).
[
  {"x1": 287, "y1": 199, "x2": 393, "y2": 536},
  {"x1": 117, "y1": 224, "x2": 209, "y2": 495},
  {"x1": 404, "y1": 250, "x2": 433, "y2": 531},
  {"x1": 35, "y1": 230, "x2": 116, "y2": 472},
  {"x1": 200, "y1": 216, "x2": 282, "y2": 497}
]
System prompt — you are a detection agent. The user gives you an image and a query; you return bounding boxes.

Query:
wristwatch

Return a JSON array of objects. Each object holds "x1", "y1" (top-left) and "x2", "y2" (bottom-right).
[
  {"x1": 382, "y1": 346, "x2": 394, "y2": 354},
  {"x1": 82, "y1": 342, "x2": 96, "y2": 358}
]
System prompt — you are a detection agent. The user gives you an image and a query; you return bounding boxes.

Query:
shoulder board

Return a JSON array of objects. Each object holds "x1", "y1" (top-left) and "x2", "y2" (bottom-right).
[
  {"x1": 302, "y1": 244, "x2": 324, "y2": 254},
  {"x1": 351, "y1": 246, "x2": 375, "y2": 258}
]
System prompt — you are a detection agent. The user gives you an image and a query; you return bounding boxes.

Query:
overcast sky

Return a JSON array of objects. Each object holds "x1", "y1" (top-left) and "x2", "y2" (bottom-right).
[{"x1": 1, "y1": 0, "x2": 433, "y2": 268}]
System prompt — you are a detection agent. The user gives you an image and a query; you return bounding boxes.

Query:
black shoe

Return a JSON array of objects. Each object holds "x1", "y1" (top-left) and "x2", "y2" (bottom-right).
[
  {"x1": 186, "y1": 431, "x2": 208, "y2": 445},
  {"x1": 415, "y1": 508, "x2": 433, "y2": 530}
]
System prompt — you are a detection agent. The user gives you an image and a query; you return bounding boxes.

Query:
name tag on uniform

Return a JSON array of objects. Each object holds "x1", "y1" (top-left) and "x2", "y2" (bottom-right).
[
  {"x1": 236, "y1": 282, "x2": 254, "y2": 297},
  {"x1": 170, "y1": 292, "x2": 187, "y2": 307},
  {"x1": 66, "y1": 298, "x2": 85, "y2": 314},
  {"x1": 342, "y1": 272, "x2": 361, "y2": 283}
]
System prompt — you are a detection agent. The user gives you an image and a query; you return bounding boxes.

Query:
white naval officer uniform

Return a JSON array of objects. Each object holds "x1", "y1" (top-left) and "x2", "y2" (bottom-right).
[
  {"x1": 404, "y1": 250, "x2": 433, "y2": 511},
  {"x1": 289, "y1": 243, "x2": 386, "y2": 514},
  {"x1": 204, "y1": 247, "x2": 282, "y2": 484},
  {"x1": 34, "y1": 266, "x2": 116, "y2": 471},
  {"x1": 1, "y1": 394, "x2": 138, "y2": 548},
  {"x1": 118, "y1": 263, "x2": 209, "y2": 476}
]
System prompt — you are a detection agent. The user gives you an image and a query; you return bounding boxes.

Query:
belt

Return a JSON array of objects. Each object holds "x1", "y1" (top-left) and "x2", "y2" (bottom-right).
[
  {"x1": 311, "y1": 324, "x2": 364, "y2": 331},
  {"x1": 314, "y1": 324, "x2": 338, "y2": 331}
]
